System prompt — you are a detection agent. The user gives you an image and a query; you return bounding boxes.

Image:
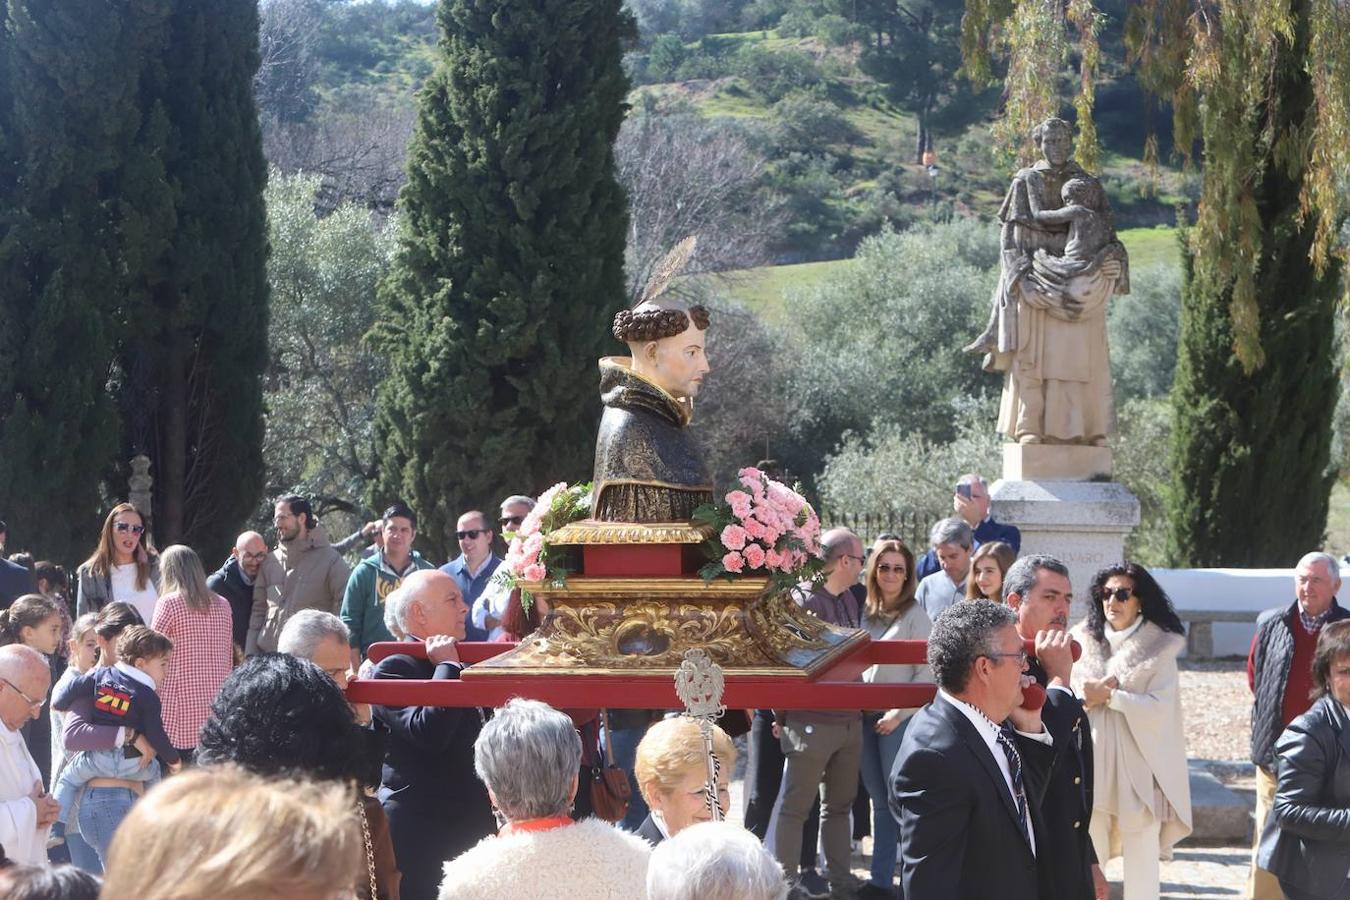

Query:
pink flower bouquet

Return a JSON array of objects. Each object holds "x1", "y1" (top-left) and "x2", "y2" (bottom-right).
[
  {"x1": 494, "y1": 481, "x2": 591, "y2": 609},
  {"x1": 695, "y1": 467, "x2": 823, "y2": 591}
]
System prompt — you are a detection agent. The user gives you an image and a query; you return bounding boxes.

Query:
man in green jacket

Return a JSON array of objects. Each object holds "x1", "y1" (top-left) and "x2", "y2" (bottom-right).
[{"x1": 340, "y1": 502, "x2": 436, "y2": 666}]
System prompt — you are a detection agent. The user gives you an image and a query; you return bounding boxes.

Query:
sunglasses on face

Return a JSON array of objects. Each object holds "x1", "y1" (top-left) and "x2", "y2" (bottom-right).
[
  {"x1": 500, "y1": 515, "x2": 524, "y2": 528},
  {"x1": 1103, "y1": 587, "x2": 1135, "y2": 604},
  {"x1": 456, "y1": 529, "x2": 489, "y2": 540},
  {"x1": 876, "y1": 564, "x2": 906, "y2": 574},
  {"x1": 113, "y1": 522, "x2": 145, "y2": 535}
]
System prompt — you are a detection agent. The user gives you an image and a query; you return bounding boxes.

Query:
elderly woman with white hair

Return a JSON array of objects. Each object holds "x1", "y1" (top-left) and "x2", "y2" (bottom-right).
[
  {"x1": 646, "y1": 821, "x2": 787, "y2": 900},
  {"x1": 437, "y1": 698, "x2": 650, "y2": 899}
]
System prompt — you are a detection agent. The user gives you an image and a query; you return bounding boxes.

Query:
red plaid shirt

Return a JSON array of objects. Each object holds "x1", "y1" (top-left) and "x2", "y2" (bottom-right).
[{"x1": 151, "y1": 592, "x2": 234, "y2": 749}]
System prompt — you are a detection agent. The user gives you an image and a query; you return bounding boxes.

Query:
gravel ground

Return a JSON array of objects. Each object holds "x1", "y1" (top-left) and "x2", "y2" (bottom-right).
[{"x1": 1179, "y1": 658, "x2": 1250, "y2": 762}]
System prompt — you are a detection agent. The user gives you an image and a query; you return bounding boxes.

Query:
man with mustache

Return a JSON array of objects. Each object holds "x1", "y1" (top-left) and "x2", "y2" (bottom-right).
[{"x1": 1005, "y1": 554, "x2": 1106, "y2": 900}]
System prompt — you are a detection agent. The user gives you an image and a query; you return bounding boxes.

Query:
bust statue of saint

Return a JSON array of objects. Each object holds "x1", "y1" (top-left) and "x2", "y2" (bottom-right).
[{"x1": 591, "y1": 299, "x2": 715, "y2": 523}]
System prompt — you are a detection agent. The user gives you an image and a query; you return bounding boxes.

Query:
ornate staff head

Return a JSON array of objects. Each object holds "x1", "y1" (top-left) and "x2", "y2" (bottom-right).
[{"x1": 674, "y1": 648, "x2": 727, "y2": 821}]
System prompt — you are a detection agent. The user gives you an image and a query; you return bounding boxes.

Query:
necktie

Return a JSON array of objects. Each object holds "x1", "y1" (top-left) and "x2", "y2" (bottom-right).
[{"x1": 996, "y1": 725, "x2": 1032, "y2": 848}]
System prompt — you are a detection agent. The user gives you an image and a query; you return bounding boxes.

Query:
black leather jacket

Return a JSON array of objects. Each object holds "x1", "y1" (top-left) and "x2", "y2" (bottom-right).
[{"x1": 1258, "y1": 695, "x2": 1350, "y2": 898}]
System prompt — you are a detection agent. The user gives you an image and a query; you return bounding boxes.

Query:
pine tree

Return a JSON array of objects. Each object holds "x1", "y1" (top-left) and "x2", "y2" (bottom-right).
[
  {"x1": 119, "y1": 0, "x2": 270, "y2": 563},
  {"x1": 0, "y1": 1, "x2": 162, "y2": 565},
  {"x1": 372, "y1": 0, "x2": 634, "y2": 558}
]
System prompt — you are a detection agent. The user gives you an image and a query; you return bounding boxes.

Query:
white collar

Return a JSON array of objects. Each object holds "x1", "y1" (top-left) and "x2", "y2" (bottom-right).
[
  {"x1": 114, "y1": 661, "x2": 157, "y2": 691},
  {"x1": 1105, "y1": 617, "x2": 1144, "y2": 651},
  {"x1": 938, "y1": 688, "x2": 1002, "y2": 745}
]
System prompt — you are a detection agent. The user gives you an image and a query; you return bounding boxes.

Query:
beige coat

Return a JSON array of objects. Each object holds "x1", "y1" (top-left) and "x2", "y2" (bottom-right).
[
  {"x1": 1070, "y1": 620, "x2": 1193, "y2": 858},
  {"x1": 247, "y1": 526, "x2": 350, "y2": 654}
]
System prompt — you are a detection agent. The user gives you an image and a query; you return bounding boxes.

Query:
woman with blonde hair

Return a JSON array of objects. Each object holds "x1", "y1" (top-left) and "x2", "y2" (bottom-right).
[
  {"x1": 634, "y1": 716, "x2": 736, "y2": 844},
  {"x1": 966, "y1": 540, "x2": 1017, "y2": 601},
  {"x1": 76, "y1": 503, "x2": 160, "y2": 621},
  {"x1": 100, "y1": 766, "x2": 361, "y2": 900},
  {"x1": 150, "y1": 545, "x2": 233, "y2": 758},
  {"x1": 857, "y1": 536, "x2": 931, "y2": 898}
]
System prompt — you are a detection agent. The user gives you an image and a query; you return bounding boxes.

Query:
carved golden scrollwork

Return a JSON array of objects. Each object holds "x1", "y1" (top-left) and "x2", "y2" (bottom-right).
[
  {"x1": 463, "y1": 575, "x2": 869, "y2": 678},
  {"x1": 546, "y1": 519, "x2": 715, "y2": 545}
]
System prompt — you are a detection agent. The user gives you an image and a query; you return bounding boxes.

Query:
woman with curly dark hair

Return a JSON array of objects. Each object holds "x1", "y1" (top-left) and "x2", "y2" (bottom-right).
[
  {"x1": 195, "y1": 654, "x2": 398, "y2": 899},
  {"x1": 1070, "y1": 563, "x2": 1191, "y2": 900}
]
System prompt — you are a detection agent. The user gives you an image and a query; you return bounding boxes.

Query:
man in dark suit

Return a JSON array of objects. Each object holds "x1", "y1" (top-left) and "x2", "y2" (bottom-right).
[
  {"x1": 373, "y1": 569, "x2": 495, "y2": 900},
  {"x1": 891, "y1": 599, "x2": 1062, "y2": 900},
  {"x1": 1005, "y1": 554, "x2": 1107, "y2": 900},
  {"x1": 0, "y1": 519, "x2": 34, "y2": 608}
]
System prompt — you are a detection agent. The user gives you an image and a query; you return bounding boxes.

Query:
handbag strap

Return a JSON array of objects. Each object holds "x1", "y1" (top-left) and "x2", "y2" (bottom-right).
[
  {"x1": 600, "y1": 709, "x2": 615, "y2": 767},
  {"x1": 359, "y1": 799, "x2": 379, "y2": 900}
]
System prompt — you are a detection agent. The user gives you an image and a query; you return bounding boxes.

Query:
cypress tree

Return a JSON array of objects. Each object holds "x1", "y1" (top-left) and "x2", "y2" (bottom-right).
[
  {"x1": 1165, "y1": 3, "x2": 1339, "y2": 566},
  {"x1": 0, "y1": 2, "x2": 161, "y2": 564},
  {"x1": 372, "y1": 0, "x2": 634, "y2": 558},
  {"x1": 119, "y1": 0, "x2": 270, "y2": 563}
]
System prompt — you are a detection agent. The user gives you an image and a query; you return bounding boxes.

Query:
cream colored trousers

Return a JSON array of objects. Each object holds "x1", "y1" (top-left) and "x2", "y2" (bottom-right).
[{"x1": 1090, "y1": 810, "x2": 1162, "y2": 900}]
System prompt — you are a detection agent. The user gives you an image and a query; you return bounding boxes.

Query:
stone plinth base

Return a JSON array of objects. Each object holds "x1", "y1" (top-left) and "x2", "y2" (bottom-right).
[
  {"x1": 1002, "y1": 443, "x2": 1113, "y2": 481},
  {"x1": 990, "y1": 479, "x2": 1140, "y2": 620}
]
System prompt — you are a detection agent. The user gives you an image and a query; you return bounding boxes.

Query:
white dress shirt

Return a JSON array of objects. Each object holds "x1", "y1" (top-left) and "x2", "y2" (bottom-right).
[{"x1": 938, "y1": 688, "x2": 1053, "y2": 856}]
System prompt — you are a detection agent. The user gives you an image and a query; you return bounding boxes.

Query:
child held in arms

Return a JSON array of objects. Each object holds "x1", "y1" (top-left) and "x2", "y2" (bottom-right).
[{"x1": 49, "y1": 626, "x2": 181, "y2": 842}]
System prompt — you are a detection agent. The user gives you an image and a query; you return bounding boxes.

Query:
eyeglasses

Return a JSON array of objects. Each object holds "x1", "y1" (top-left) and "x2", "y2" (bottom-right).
[
  {"x1": 499, "y1": 516, "x2": 524, "y2": 528},
  {"x1": 844, "y1": 555, "x2": 864, "y2": 564},
  {"x1": 113, "y1": 522, "x2": 145, "y2": 535},
  {"x1": 456, "y1": 529, "x2": 489, "y2": 540},
  {"x1": 1103, "y1": 587, "x2": 1135, "y2": 604},
  {"x1": 0, "y1": 677, "x2": 42, "y2": 710},
  {"x1": 876, "y1": 564, "x2": 907, "y2": 575},
  {"x1": 982, "y1": 649, "x2": 1029, "y2": 666}
]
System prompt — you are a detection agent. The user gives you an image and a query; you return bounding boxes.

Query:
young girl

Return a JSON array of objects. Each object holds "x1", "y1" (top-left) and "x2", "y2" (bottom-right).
[
  {"x1": 965, "y1": 541, "x2": 1017, "y2": 602},
  {"x1": 49, "y1": 613, "x2": 99, "y2": 870},
  {"x1": 0, "y1": 593, "x2": 65, "y2": 788}
]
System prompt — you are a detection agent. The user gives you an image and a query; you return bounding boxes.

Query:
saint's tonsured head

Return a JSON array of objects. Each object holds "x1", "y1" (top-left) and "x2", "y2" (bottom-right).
[{"x1": 612, "y1": 299, "x2": 711, "y2": 399}]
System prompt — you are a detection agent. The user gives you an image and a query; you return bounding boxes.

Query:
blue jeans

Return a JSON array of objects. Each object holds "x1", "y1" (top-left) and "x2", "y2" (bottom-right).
[
  {"x1": 860, "y1": 712, "x2": 909, "y2": 890},
  {"x1": 56, "y1": 749, "x2": 156, "y2": 825},
  {"x1": 78, "y1": 787, "x2": 138, "y2": 867},
  {"x1": 66, "y1": 830, "x2": 102, "y2": 874},
  {"x1": 607, "y1": 722, "x2": 651, "y2": 831}
]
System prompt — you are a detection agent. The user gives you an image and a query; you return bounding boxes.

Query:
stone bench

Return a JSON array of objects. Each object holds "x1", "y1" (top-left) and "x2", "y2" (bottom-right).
[{"x1": 1180, "y1": 609, "x2": 1260, "y2": 658}]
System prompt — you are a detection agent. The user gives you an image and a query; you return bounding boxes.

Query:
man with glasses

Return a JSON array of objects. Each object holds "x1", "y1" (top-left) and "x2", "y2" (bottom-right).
[
  {"x1": 1004, "y1": 554, "x2": 1105, "y2": 900},
  {"x1": 341, "y1": 502, "x2": 436, "y2": 665},
  {"x1": 771, "y1": 528, "x2": 865, "y2": 899},
  {"x1": 891, "y1": 601, "x2": 1054, "y2": 900},
  {"x1": 439, "y1": 510, "x2": 500, "y2": 642},
  {"x1": 0, "y1": 644, "x2": 59, "y2": 864},
  {"x1": 470, "y1": 495, "x2": 536, "y2": 641},
  {"x1": 207, "y1": 531, "x2": 275, "y2": 655}
]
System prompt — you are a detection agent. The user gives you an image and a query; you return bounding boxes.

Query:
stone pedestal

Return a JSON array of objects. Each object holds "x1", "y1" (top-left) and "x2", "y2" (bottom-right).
[{"x1": 991, "y1": 446, "x2": 1140, "y2": 620}]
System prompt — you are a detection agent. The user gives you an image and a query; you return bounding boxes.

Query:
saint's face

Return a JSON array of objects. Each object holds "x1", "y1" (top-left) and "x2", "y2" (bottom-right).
[
  {"x1": 1040, "y1": 127, "x2": 1073, "y2": 168},
  {"x1": 645, "y1": 321, "x2": 710, "y2": 399}
]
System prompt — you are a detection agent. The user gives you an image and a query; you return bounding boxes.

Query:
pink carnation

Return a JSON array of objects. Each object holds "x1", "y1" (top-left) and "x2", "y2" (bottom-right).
[
  {"x1": 720, "y1": 524, "x2": 748, "y2": 551},
  {"x1": 743, "y1": 543, "x2": 766, "y2": 569},
  {"x1": 722, "y1": 551, "x2": 745, "y2": 573},
  {"x1": 522, "y1": 563, "x2": 547, "y2": 582},
  {"x1": 726, "y1": 490, "x2": 753, "y2": 520},
  {"x1": 742, "y1": 517, "x2": 767, "y2": 541},
  {"x1": 764, "y1": 548, "x2": 785, "y2": 571},
  {"x1": 523, "y1": 532, "x2": 544, "y2": 557}
]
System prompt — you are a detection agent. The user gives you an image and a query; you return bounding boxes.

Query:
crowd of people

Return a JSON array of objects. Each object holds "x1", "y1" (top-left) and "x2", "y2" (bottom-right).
[{"x1": 0, "y1": 472, "x2": 1339, "y2": 899}]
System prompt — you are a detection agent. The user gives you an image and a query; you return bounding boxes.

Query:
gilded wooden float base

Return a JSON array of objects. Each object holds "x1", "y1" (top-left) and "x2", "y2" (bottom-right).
[{"x1": 463, "y1": 576, "x2": 867, "y2": 679}]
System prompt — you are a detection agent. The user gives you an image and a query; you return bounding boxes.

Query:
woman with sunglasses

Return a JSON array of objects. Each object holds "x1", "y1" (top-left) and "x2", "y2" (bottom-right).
[
  {"x1": 857, "y1": 536, "x2": 931, "y2": 899},
  {"x1": 75, "y1": 503, "x2": 160, "y2": 621},
  {"x1": 1070, "y1": 563, "x2": 1192, "y2": 900}
]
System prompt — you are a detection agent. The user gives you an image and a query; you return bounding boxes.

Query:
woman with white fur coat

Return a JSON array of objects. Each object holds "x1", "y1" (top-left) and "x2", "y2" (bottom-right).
[
  {"x1": 1071, "y1": 562, "x2": 1193, "y2": 900},
  {"x1": 437, "y1": 699, "x2": 650, "y2": 900}
]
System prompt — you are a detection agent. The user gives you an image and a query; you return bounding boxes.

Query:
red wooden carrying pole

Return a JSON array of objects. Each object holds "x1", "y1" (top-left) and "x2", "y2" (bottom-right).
[{"x1": 346, "y1": 638, "x2": 1069, "y2": 710}]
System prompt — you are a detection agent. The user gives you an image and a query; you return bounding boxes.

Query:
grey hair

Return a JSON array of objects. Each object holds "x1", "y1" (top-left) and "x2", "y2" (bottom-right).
[
  {"x1": 277, "y1": 610, "x2": 350, "y2": 661},
  {"x1": 0, "y1": 643, "x2": 47, "y2": 683},
  {"x1": 383, "y1": 582, "x2": 415, "y2": 638},
  {"x1": 499, "y1": 495, "x2": 536, "y2": 511},
  {"x1": 956, "y1": 473, "x2": 987, "y2": 489},
  {"x1": 473, "y1": 698, "x2": 582, "y2": 821},
  {"x1": 646, "y1": 822, "x2": 789, "y2": 900},
  {"x1": 1001, "y1": 554, "x2": 1070, "y2": 603},
  {"x1": 927, "y1": 600, "x2": 1018, "y2": 692},
  {"x1": 820, "y1": 527, "x2": 859, "y2": 563},
  {"x1": 1298, "y1": 552, "x2": 1343, "y2": 583},
  {"x1": 928, "y1": 517, "x2": 973, "y2": 551}
]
